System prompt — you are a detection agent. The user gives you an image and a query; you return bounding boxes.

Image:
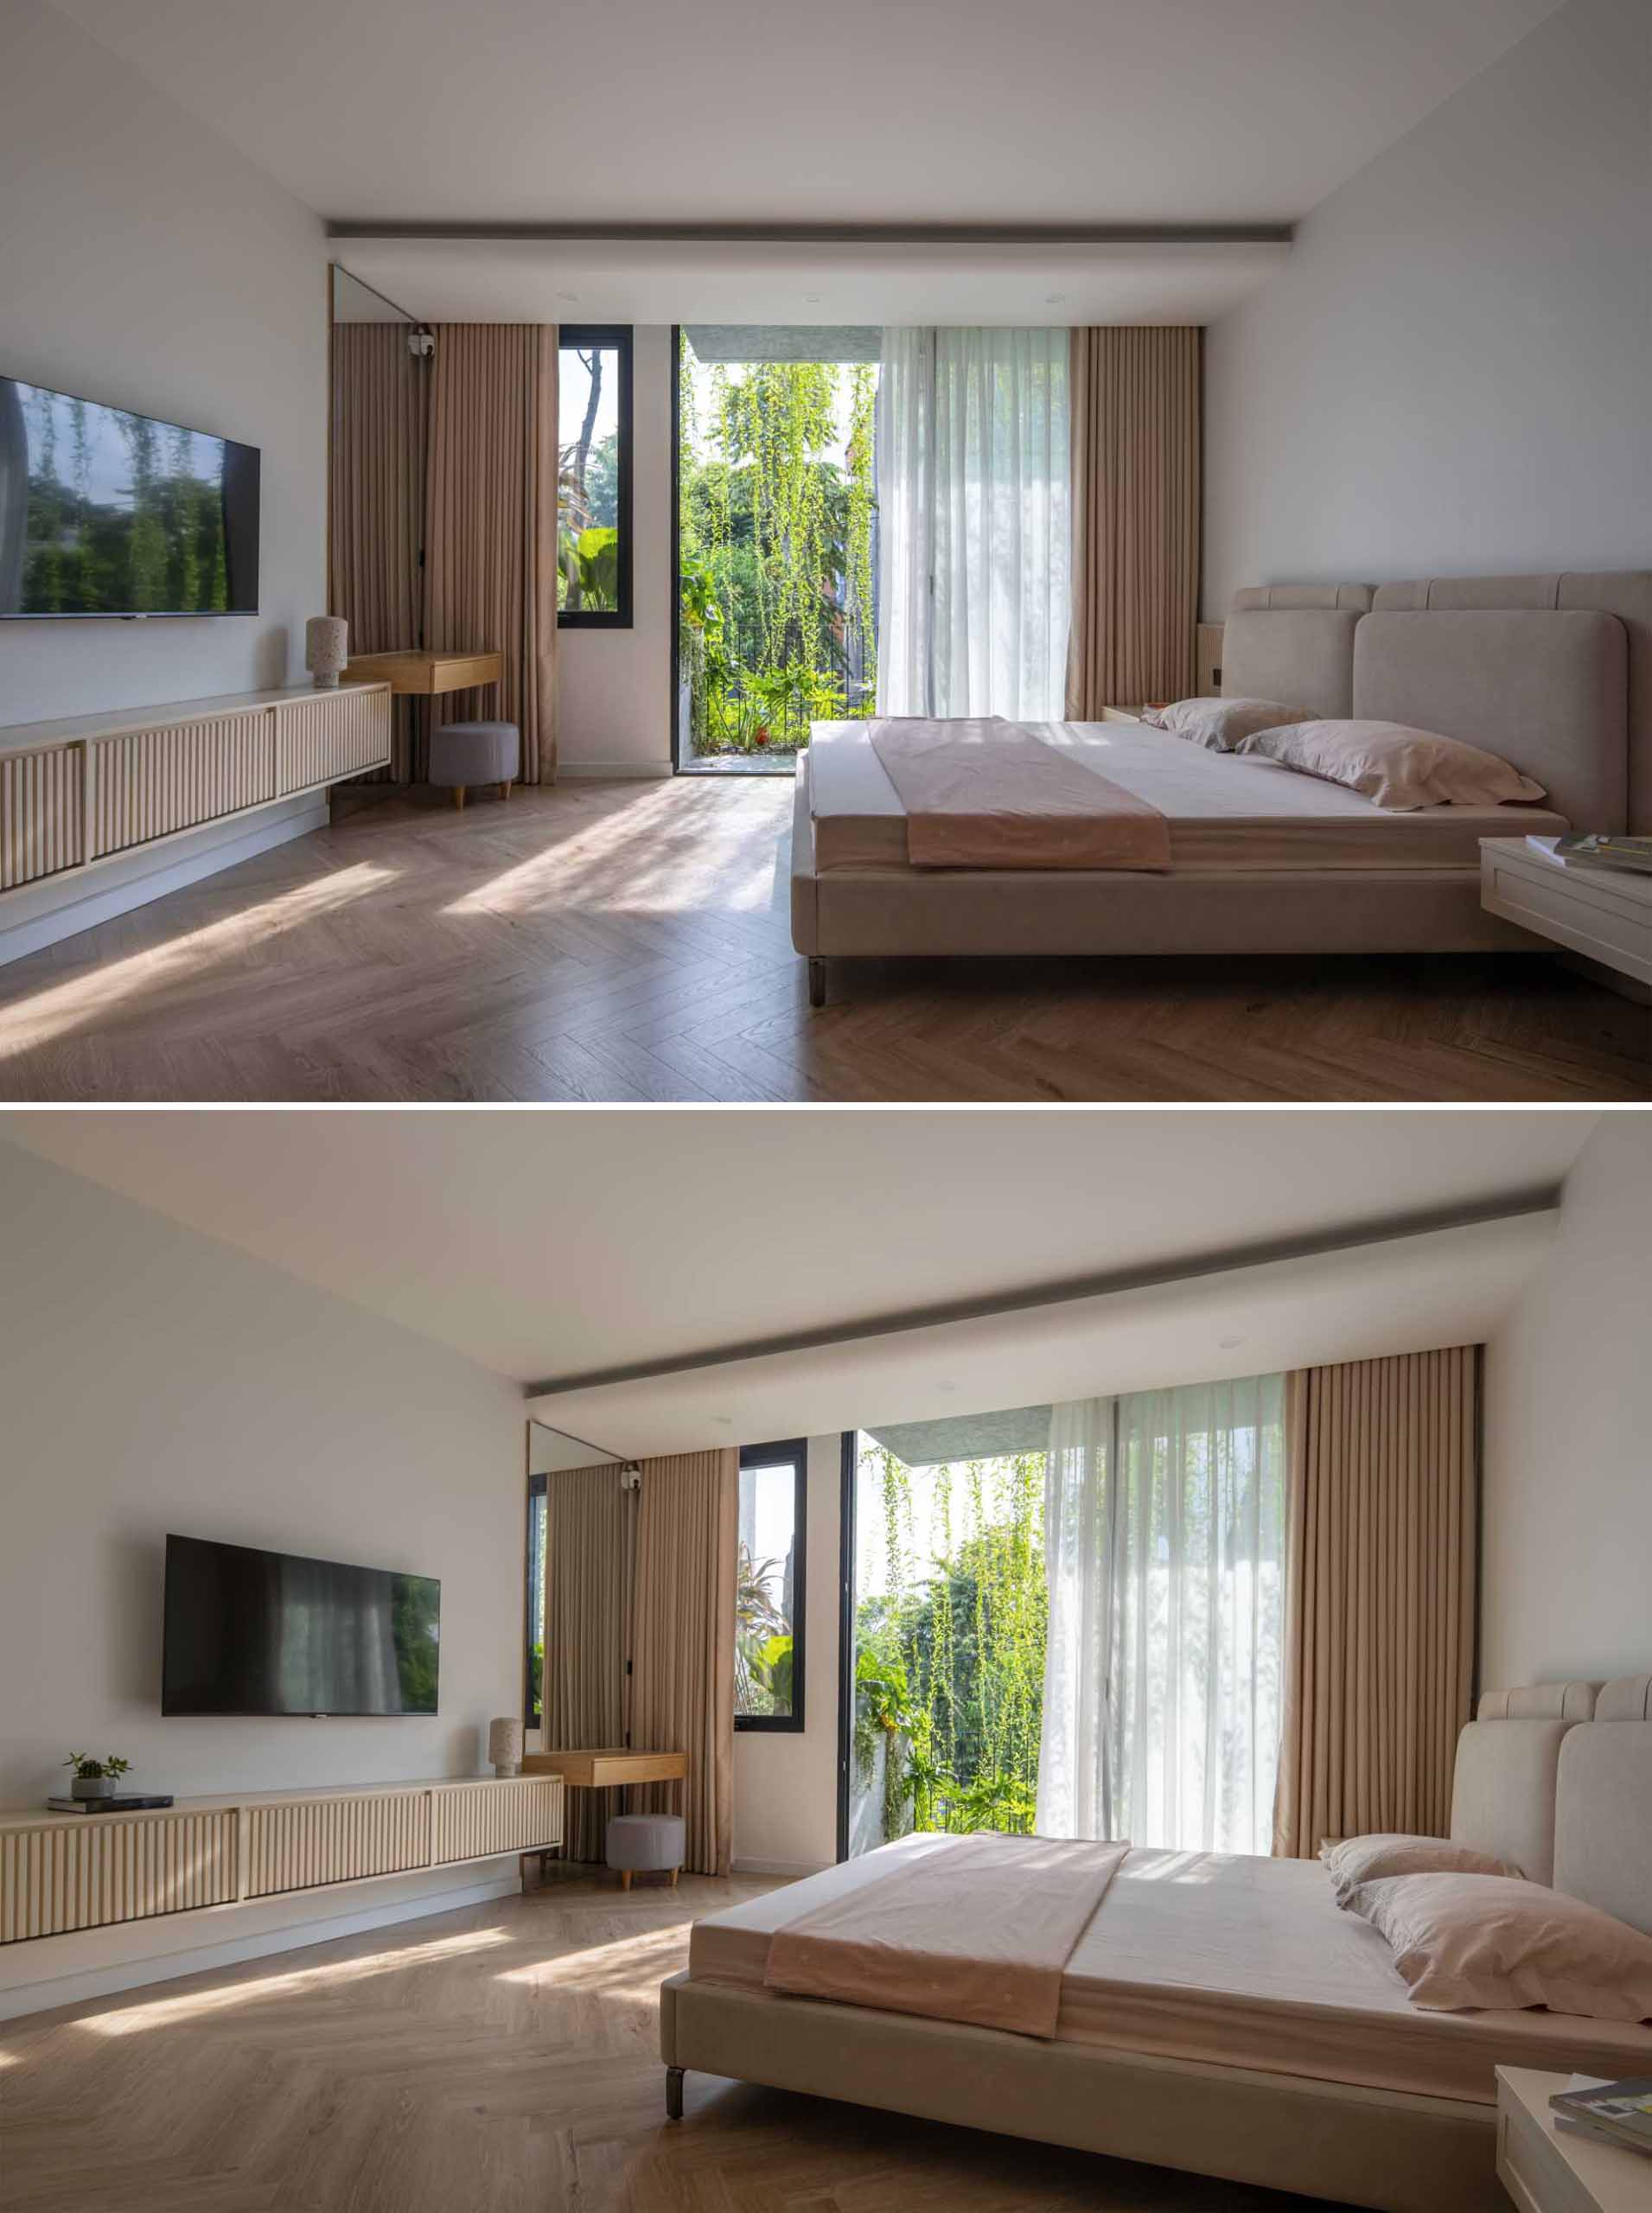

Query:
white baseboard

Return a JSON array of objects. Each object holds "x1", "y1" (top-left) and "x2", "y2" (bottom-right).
[
  {"x1": 0, "y1": 794, "x2": 328, "y2": 968},
  {"x1": 730, "y1": 1856, "x2": 832, "y2": 1879},
  {"x1": 0, "y1": 1868, "x2": 520, "y2": 2021},
  {"x1": 555, "y1": 760, "x2": 673, "y2": 781}
]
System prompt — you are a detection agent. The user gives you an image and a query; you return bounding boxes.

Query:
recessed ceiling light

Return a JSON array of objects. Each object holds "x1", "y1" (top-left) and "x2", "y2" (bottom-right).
[
  {"x1": 804, "y1": 293, "x2": 822, "y2": 304},
  {"x1": 557, "y1": 290, "x2": 578, "y2": 303},
  {"x1": 1218, "y1": 1334, "x2": 1245, "y2": 1349},
  {"x1": 1045, "y1": 292, "x2": 1066, "y2": 305}
]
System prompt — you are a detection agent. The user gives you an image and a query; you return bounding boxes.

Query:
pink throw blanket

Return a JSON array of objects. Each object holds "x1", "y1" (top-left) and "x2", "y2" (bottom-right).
[
  {"x1": 866, "y1": 717, "x2": 1173, "y2": 871},
  {"x1": 764, "y1": 1833, "x2": 1129, "y2": 2038}
]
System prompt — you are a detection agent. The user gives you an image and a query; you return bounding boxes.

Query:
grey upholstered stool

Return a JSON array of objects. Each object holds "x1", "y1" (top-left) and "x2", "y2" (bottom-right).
[
  {"x1": 605, "y1": 1811, "x2": 685, "y2": 1891},
  {"x1": 429, "y1": 718, "x2": 520, "y2": 809}
]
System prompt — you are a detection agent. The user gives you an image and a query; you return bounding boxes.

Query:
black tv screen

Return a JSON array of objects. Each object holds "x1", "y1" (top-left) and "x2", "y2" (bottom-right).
[
  {"x1": 0, "y1": 376, "x2": 259, "y2": 619},
  {"x1": 163, "y1": 1534, "x2": 440, "y2": 1717}
]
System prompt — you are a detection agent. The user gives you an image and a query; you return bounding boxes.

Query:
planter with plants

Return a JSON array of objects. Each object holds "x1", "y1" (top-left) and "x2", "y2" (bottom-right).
[{"x1": 64, "y1": 1753, "x2": 132, "y2": 1802}]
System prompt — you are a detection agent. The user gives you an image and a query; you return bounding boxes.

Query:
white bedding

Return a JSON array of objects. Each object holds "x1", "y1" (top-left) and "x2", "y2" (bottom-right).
[
  {"x1": 805, "y1": 718, "x2": 1569, "y2": 874},
  {"x1": 688, "y1": 1835, "x2": 1652, "y2": 2104}
]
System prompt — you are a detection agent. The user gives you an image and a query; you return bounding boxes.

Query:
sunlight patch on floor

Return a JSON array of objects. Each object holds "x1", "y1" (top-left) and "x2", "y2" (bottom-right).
[
  {"x1": 0, "y1": 863, "x2": 399, "y2": 1055},
  {"x1": 438, "y1": 782, "x2": 783, "y2": 919},
  {"x1": 494, "y1": 1919, "x2": 690, "y2": 1991},
  {"x1": 73, "y1": 1923, "x2": 511, "y2": 2036}
]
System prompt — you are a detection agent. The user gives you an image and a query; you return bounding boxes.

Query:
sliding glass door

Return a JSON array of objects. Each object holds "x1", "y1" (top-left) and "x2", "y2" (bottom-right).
[{"x1": 839, "y1": 1378, "x2": 1288, "y2": 1860}]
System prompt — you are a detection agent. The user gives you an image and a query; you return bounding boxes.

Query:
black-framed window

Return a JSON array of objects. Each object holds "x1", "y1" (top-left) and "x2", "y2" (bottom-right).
[
  {"x1": 525, "y1": 1470, "x2": 546, "y2": 1725},
  {"x1": 736, "y1": 1438, "x2": 807, "y2": 1732},
  {"x1": 558, "y1": 326, "x2": 633, "y2": 628}
]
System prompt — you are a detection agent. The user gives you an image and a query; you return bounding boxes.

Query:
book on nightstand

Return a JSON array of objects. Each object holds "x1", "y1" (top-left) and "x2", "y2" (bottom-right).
[
  {"x1": 1528, "y1": 833, "x2": 1652, "y2": 877},
  {"x1": 45, "y1": 1795, "x2": 175, "y2": 1814},
  {"x1": 1549, "y1": 2078, "x2": 1652, "y2": 2158}
]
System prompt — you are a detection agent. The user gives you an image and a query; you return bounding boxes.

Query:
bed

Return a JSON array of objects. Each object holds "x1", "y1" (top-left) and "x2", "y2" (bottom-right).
[
  {"x1": 659, "y1": 1674, "x2": 1652, "y2": 2211},
  {"x1": 790, "y1": 569, "x2": 1651, "y2": 1006}
]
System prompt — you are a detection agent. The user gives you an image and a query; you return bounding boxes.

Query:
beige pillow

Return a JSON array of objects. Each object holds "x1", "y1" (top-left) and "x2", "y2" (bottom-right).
[
  {"x1": 1140, "y1": 698, "x2": 1311, "y2": 752},
  {"x1": 1237, "y1": 719, "x2": 1547, "y2": 810},
  {"x1": 1349, "y1": 1872, "x2": 1652, "y2": 2019},
  {"x1": 1322, "y1": 1834, "x2": 1523, "y2": 1906}
]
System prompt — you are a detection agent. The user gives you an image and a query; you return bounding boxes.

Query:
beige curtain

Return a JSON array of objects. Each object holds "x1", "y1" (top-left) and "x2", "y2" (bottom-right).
[
  {"x1": 1064, "y1": 327, "x2": 1201, "y2": 717},
  {"x1": 543, "y1": 1465, "x2": 634, "y2": 1862},
  {"x1": 423, "y1": 324, "x2": 558, "y2": 784},
  {"x1": 629, "y1": 1449, "x2": 737, "y2": 1878},
  {"x1": 327, "y1": 323, "x2": 428, "y2": 782},
  {"x1": 1272, "y1": 1347, "x2": 1479, "y2": 1858}
]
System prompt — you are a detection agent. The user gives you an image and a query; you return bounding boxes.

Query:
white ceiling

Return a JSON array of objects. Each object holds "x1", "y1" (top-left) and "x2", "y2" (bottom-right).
[
  {"x1": 56, "y1": 0, "x2": 1561, "y2": 230},
  {"x1": 529, "y1": 1210, "x2": 1559, "y2": 1457},
  {"x1": 0, "y1": 1112, "x2": 1594, "y2": 1401},
  {"x1": 331, "y1": 236, "x2": 1291, "y2": 329}
]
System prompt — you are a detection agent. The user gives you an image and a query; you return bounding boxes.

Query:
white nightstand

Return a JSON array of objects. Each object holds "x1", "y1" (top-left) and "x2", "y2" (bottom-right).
[
  {"x1": 1496, "y1": 2069, "x2": 1650, "y2": 2213},
  {"x1": 1480, "y1": 839, "x2": 1652, "y2": 1004}
]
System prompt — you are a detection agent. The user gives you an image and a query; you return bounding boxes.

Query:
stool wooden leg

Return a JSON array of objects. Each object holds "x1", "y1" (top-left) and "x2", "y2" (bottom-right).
[
  {"x1": 669, "y1": 1867, "x2": 679, "y2": 1887},
  {"x1": 621, "y1": 1868, "x2": 632, "y2": 1891},
  {"x1": 451, "y1": 785, "x2": 466, "y2": 812},
  {"x1": 499, "y1": 779, "x2": 512, "y2": 801}
]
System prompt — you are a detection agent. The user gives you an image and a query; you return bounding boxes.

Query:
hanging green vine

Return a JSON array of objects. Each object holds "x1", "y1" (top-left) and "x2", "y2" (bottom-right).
[
  {"x1": 678, "y1": 339, "x2": 879, "y2": 756},
  {"x1": 852, "y1": 1443, "x2": 1048, "y2": 1844}
]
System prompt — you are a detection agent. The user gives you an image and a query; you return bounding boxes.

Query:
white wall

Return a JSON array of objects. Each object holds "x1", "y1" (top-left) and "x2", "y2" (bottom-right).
[
  {"x1": 0, "y1": 1141, "x2": 525, "y2": 2016},
  {"x1": 1202, "y1": 0, "x2": 1651, "y2": 615},
  {"x1": 557, "y1": 323, "x2": 673, "y2": 777},
  {"x1": 732, "y1": 1435, "x2": 842, "y2": 1874},
  {"x1": 1, "y1": 2, "x2": 327, "y2": 724},
  {"x1": 1480, "y1": 1116, "x2": 1652, "y2": 1690}
]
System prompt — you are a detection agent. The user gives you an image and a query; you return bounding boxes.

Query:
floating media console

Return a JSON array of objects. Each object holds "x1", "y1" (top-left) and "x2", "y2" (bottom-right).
[
  {"x1": 0, "y1": 1775, "x2": 564, "y2": 1945},
  {"x1": 0, "y1": 681, "x2": 392, "y2": 953}
]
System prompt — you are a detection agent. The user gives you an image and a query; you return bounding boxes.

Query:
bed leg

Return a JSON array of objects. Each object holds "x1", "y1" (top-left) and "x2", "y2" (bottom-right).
[
  {"x1": 807, "y1": 956, "x2": 826, "y2": 1009},
  {"x1": 665, "y1": 2065, "x2": 686, "y2": 2121}
]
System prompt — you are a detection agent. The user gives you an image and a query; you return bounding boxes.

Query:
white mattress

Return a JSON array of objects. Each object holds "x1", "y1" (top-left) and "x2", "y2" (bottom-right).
[
  {"x1": 805, "y1": 719, "x2": 1570, "y2": 875},
  {"x1": 688, "y1": 1836, "x2": 1652, "y2": 2105}
]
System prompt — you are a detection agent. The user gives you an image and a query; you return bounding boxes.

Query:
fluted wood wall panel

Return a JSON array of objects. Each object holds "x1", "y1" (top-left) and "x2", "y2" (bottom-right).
[
  {"x1": 90, "y1": 713, "x2": 273, "y2": 858},
  {"x1": 247, "y1": 1790, "x2": 431, "y2": 1897},
  {"x1": 275, "y1": 688, "x2": 392, "y2": 794},
  {"x1": 1, "y1": 1813, "x2": 237, "y2": 1943},
  {"x1": 433, "y1": 1780, "x2": 564, "y2": 1865},
  {"x1": 0, "y1": 747, "x2": 85, "y2": 890}
]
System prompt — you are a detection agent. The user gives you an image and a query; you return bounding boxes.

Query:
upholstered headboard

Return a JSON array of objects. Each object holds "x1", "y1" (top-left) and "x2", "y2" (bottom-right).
[
  {"x1": 1450, "y1": 1676, "x2": 1652, "y2": 1930},
  {"x1": 1375, "y1": 573, "x2": 1652, "y2": 835},
  {"x1": 1226, "y1": 571, "x2": 1651, "y2": 832},
  {"x1": 1223, "y1": 587, "x2": 1369, "y2": 717},
  {"x1": 1449, "y1": 1679, "x2": 1599, "y2": 1886},
  {"x1": 1553, "y1": 1674, "x2": 1652, "y2": 1936}
]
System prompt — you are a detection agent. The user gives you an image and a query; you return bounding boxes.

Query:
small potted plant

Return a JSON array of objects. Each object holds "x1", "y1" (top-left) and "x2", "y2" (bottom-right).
[{"x1": 64, "y1": 1753, "x2": 131, "y2": 1802}]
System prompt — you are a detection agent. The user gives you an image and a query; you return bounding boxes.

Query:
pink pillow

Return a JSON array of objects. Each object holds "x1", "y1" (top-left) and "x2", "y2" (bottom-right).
[
  {"x1": 1322, "y1": 1834, "x2": 1523, "y2": 1906},
  {"x1": 1141, "y1": 697, "x2": 1311, "y2": 751},
  {"x1": 1348, "y1": 1872, "x2": 1652, "y2": 2019},
  {"x1": 1237, "y1": 719, "x2": 1548, "y2": 810}
]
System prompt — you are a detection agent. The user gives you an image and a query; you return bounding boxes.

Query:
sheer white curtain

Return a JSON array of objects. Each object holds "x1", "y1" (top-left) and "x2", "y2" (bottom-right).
[
  {"x1": 1035, "y1": 1374, "x2": 1288, "y2": 1856},
  {"x1": 876, "y1": 327, "x2": 1070, "y2": 719},
  {"x1": 1036, "y1": 1395, "x2": 1113, "y2": 1840}
]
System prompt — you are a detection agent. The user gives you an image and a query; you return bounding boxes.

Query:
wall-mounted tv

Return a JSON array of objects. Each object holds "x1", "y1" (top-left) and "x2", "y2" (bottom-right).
[
  {"x1": 0, "y1": 376, "x2": 259, "y2": 619},
  {"x1": 163, "y1": 1534, "x2": 440, "y2": 1718}
]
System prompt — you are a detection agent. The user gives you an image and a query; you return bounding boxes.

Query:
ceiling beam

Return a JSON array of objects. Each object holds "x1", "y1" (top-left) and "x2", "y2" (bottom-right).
[
  {"x1": 326, "y1": 220, "x2": 1295, "y2": 245},
  {"x1": 523, "y1": 1188, "x2": 1559, "y2": 1399}
]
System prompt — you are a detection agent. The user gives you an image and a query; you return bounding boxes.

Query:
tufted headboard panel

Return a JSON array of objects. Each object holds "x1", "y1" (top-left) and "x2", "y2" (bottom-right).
[
  {"x1": 1553, "y1": 1677, "x2": 1652, "y2": 1934},
  {"x1": 1221, "y1": 609, "x2": 1363, "y2": 717},
  {"x1": 1371, "y1": 572, "x2": 1652, "y2": 832}
]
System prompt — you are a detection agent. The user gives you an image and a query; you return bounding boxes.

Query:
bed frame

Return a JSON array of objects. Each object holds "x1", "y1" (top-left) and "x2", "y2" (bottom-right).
[
  {"x1": 792, "y1": 570, "x2": 1650, "y2": 1006},
  {"x1": 660, "y1": 1674, "x2": 1652, "y2": 2213}
]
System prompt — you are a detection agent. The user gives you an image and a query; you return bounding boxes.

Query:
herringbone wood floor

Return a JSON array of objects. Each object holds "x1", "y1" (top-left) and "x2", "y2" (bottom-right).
[
  {"x1": 0, "y1": 1874, "x2": 1349, "y2": 2212},
  {"x1": 0, "y1": 780, "x2": 1643, "y2": 1100}
]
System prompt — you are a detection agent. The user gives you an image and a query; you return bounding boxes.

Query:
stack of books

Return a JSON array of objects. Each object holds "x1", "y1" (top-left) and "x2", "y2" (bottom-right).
[
  {"x1": 1549, "y1": 2077, "x2": 1652, "y2": 2158},
  {"x1": 1528, "y1": 832, "x2": 1652, "y2": 877}
]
